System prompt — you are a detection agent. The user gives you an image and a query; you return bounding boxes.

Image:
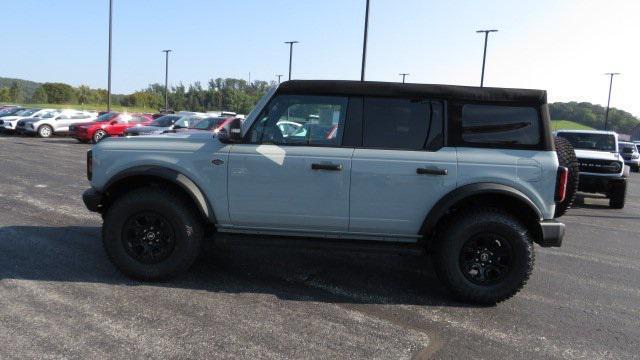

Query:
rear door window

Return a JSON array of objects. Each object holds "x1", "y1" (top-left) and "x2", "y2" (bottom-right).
[
  {"x1": 362, "y1": 97, "x2": 439, "y2": 150},
  {"x1": 461, "y1": 105, "x2": 540, "y2": 146}
]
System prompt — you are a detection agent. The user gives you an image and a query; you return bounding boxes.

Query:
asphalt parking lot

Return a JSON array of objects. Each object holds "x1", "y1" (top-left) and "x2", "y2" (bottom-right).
[{"x1": 0, "y1": 135, "x2": 639, "y2": 359}]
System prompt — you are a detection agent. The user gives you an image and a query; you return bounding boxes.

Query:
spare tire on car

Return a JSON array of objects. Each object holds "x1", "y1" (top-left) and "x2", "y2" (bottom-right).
[{"x1": 554, "y1": 136, "x2": 579, "y2": 217}]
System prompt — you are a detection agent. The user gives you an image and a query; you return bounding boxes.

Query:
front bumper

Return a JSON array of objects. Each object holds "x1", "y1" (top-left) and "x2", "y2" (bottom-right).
[
  {"x1": 538, "y1": 220, "x2": 565, "y2": 247},
  {"x1": 578, "y1": 173, "x2": 626, "y2": 194},
  {"x1": 82, "y1": 188, "x2": 104, "y2": 213}
]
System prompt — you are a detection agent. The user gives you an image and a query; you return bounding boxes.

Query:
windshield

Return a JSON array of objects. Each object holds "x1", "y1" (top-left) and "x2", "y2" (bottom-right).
[
  {"x1": 150, "y1": 115, "x2": 180, "y2": 127},
  {"x1": 19, "y1": 109, "x2": 41, "y2": 116},
  {"x1": 557, "y1": 132, "x2": 616, "y2": 152},
  {"x1": 619, "y1": 142, "x2": 637, "y2": 153},
  {"x1": 41, "y1": 111, "x2": 59, "y2": 119},
  {"x1": 191, "y1": 117, "x2": 227, "y2": 130},
  {"x1": 95, "y1": 112, "x2": 118, "y2": 122}
]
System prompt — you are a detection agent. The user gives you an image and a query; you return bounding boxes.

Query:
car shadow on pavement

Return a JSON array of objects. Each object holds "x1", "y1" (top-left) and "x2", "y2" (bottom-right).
[{"x1": 0, "y1": 225, "x2": 478, "y2": 308}]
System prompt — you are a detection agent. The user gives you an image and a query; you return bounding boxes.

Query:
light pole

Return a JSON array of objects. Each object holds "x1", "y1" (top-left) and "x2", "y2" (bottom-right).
[
  {"x1": 360, "y1": 0, "x2": 371, "y2": 81},
  {"x1": 399, "y1": 73, "x2": 409, "y2": 83},
  {"x1": 276, "y1": 74, "x2": 283, "y2": 84},
  {"x1": 604, "y1": 72, "x2": 620, "y2": 131},
  {"x1": 107, "y1": 0, "x2": 113, "y2": 112},
  {"x1": 284, "y1": 41, "x2": 299, "y2": 80},
  {"x1": 162, "y1": 49, "x2": 172, "y2": 112},
  {"x1": 476, "y1": 29, "x2": 498, "y2": 87}
]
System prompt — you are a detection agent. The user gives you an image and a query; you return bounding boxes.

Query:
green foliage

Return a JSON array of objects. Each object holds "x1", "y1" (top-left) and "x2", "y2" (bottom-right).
[
  {"x1": 9, "y1": 81, "x2": 25, "y2": 103},
  {"x1": 549, "y1": 102, "x2": 639, "y2": 134},
  {"x1": 0, "y1": 87, "x2": 9, "y2": 102},
  {"x1": 0, "y1": 77, "x2": 40, "y2": 99},
  {"x1": 41, "y1": 82, "x2": 76, "y2": 104},
  {"x1": 31, "y1": 86, "x2": 48, "y2": 103},
  {"x1": 551, "y1": 120, "x2": 594, "y2": 131}
]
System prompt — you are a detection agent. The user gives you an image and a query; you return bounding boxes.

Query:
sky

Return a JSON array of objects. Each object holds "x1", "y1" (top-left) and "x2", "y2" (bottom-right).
[{"x1": 1, "y1": 0, "x2": 638, "y2": 116}]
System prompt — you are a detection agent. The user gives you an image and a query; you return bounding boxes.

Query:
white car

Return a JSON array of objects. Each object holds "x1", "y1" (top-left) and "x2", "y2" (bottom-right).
[
  {"x1": 0, "y1": 108, "x2": 52, "y2": 132},
  {"x1": 16, "y1": 109, "x2": 98, "y2": 137}
]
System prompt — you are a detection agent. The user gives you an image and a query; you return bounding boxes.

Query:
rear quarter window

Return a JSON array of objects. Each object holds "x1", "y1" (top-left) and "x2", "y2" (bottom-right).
[{"x1": 461, "y1": 105, "x2": 540, "y2": 147}]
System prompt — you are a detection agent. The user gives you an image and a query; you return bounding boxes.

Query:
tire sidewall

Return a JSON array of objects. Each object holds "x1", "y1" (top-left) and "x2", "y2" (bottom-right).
[
  {"x1": 435, "y1": 212, "x2": 532, "y2": 303},
  {"x1": 103, "y1": 190, "x2": 202, "y2": 280}
]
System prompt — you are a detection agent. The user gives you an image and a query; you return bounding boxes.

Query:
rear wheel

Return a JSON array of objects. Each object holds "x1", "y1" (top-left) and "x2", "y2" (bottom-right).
[
  {"x1": 92, "y1": 129, "x2": 107, "y2": 143},
  {"x1": 37, "y1": 124, "x2": 53, "y2": 138},
  {"x1": 432, "y1": 208, "x2": 534, "y2": 305},
  {"x1": 102, "y1": 188, "x2": 204, "y2": 280},
  {"x1": 554, "y1": 137, "x2": 579, "y2": 217}
]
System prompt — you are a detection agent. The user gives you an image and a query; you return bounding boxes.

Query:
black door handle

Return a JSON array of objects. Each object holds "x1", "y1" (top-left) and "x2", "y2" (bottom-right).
[
  {"x1": 312, "y1": 163, "x2": 343, "y2": 171},
  {"x1": 416, "y1": 167, "x2": 448, "y2": 175}
]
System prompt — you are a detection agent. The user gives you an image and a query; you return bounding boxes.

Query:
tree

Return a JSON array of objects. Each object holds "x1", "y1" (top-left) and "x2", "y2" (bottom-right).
[
  {"x1": 41, "y1": 82, "x2": 76, "y2": 103},
  {"x1": 31, "y1": 86, "x2": 48, "y2": 103},
  {"x1": 9, "y1": 81, "x2": 25, "y2": 103}
]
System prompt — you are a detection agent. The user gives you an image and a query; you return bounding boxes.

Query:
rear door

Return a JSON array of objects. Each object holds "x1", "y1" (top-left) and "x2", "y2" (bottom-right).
[
  {"x1": 227, "y1": 94, "x2": 352, "y2": 232},
  {"x1": 58, "y1": 112, "x2": 93, "y2": 132},
  {"x1": 349, "y1": 98, "x2": 457, "y2": 238}
]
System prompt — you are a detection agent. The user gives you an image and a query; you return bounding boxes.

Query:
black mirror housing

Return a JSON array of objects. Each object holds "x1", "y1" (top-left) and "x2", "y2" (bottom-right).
[{"x1": 218, "y1": 118, "x2": 243, "y2": 143}]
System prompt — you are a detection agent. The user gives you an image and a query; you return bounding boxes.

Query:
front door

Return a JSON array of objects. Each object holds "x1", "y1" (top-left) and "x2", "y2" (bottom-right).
[{"x1": 227, "y1": 94, "x2": 352, "y2": 232}]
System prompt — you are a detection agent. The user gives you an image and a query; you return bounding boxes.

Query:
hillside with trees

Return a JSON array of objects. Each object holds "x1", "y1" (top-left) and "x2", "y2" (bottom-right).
[
  {"x1": 549, "y1": 102, "x2": 639, "y2": 134},
  {"x1": 2, "y1": 76, "x2": 639, "y2": 133}
]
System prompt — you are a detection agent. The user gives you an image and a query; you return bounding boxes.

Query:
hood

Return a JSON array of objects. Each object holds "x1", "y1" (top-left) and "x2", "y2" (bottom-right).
[
  {"x1": 0, "y1": 116, "x2": 23, "y2": 122},
  {"x1": 574, "y1": 149, "x2": 621, "y2": 162},
  {"x1": 94, "y1": 131, "x2": 223, "y2": 153}
]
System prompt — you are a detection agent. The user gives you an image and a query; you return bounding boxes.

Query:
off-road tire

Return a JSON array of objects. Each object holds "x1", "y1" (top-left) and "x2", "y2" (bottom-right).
[
  {"x1": 554, "y1": 136, "x2": 579, "y2": 217},
  {"x1": 432, "y1": 207, "x2": 534, "y2": 305},
  {"x1": 37, "y1": 124, "x2": 53, "y2": 138},
  {"x1": 102, "y1": 188, "x2": 204, "y2": 280},
  {"x1": 92, "y1": 130, "x2": 107, "y2": 143},
  {"x1": 609, "y1": 181, "x2": 627, "y2": 209}
]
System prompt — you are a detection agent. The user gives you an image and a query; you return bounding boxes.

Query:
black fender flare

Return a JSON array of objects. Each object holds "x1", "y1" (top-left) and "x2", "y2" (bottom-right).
[
  {"x1": 419, "y1": 183, "x2": 543, "y2": 236},
  {"x1": 103, "y1": 166, "x2": 215, "y2": 223}
]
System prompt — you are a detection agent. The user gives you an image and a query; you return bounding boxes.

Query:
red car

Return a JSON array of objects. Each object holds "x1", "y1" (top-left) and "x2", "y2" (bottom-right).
[{"x1": 71, "y1": 112, "x2": 153, "y2": 143}]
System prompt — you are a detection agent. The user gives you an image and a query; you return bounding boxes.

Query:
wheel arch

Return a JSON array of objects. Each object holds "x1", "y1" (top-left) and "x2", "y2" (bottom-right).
[
  {"x1": 420, "y1": 183, "x2": 543, "y2": 242},
  {"x1": 102, "y1": 166, "x2": 216, "y2": 223}
]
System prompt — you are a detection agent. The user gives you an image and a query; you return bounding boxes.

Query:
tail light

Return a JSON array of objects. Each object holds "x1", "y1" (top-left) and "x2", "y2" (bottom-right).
[
  {"x1": 87, "y1": 150, "x2": 93, "y2": 181},
  {"x1": 555, "y1": 166, "x2": 568, "y2": 203}
]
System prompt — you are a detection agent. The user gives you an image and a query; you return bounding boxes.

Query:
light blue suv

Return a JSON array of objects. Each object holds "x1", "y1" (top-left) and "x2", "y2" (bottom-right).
[{"x1": 83, "y1": 80, "x2": 567, "y2": 304}]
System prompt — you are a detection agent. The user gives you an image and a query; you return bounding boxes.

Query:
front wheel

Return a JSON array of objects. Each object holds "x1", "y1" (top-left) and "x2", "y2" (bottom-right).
[
  {"x1": 92, "y1": 129, "x2": 107, "y2": 143},
  {"x1": 37, "y1": 124, "x2": 54, "y2": 138},
  {"x1": 432, "y1": 208, "x2": 534, "y2": 305},
  {"x1": 102, "y1": 188, "x2": 204, "y2": 280},
  {"x1": 609, "y1": 181, "x2": 627, "y2": 209}
]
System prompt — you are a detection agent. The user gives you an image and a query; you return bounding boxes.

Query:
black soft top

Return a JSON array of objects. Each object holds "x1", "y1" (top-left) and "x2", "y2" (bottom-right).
[{"x1": 277, "y1": 80, "x2": 547, "y2": 105}]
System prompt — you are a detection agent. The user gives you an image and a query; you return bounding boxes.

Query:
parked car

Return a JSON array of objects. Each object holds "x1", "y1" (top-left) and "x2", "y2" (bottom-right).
[
  {"x1": 83, "y1": 80, "x2": 567, "y2": 305},
  {"x1": 618, "y1": 141, "x2": 640, "y2": 172},
  {"x1": 555, "y1": 130, "x2": 628, "y2": 208},
  {"x1": 0, "y1": 106, "x2": 24, "y2": 117},
  {"x1": 0, "y1": 108, "x2": 51, "y2": 133},
  {"x1": 164, "y1": 116, "x2": 237, "y2": 135},
  {"x1": 16, "y1": 109, "x2": 97, "y2": 137},
  {"x1": 70, "y1": 112, "x2": 153, "y2": 143},
  {"x1": 124, "y1": 114, "x2": 205, "y2": 136}
]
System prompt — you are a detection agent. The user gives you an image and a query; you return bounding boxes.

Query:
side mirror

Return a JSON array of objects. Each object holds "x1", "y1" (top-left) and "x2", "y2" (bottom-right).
[
  {"x1": 219, "y1": 118, "x2": 243, "y2": 143},
  {"x1": 110, "y1": 120, "x2": 118, "y2": 125},
  {"x1": 172, "y1": 124, "x2": 182, "y2": 130}
]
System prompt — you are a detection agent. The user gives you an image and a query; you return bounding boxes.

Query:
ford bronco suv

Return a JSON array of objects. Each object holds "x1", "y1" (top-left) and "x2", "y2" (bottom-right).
[
  {"x1": 83, "y1": 80, "x2": 567, "y2": 304},
  {"x1": 555, "y1": 130, "x2": 628, "y2": 209}
]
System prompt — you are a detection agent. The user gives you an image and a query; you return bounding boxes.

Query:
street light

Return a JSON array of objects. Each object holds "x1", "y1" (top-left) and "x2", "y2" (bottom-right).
[
  {"x1": 276, "y1": 74, "x2": 283, "y2": 84},
  {"x1": 476, "y1": 29, "x2": 498, "y2": 87},
  {"x1": 399, "y1": 73, "x2": 409, "y2": 83},
  {"x1": 162, "y1": 50, "x2": 172, "y2": 112},
  {"x1": 360, "y1": 0, "x2": 371, "y2": 81},
  {"x1": 107, "y1": 0, "x2": 113, "y2": 112},
  {"x1": 284, "y1": 41, "x2": 299, "y2": 80},
  {"x1": 604, "y1": 72, "x2": 620, "y2": 131}
]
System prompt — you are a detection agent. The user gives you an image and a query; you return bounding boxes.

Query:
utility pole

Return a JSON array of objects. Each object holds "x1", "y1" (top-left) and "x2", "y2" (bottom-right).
[
  {"x1": 360, "y1": 0, "x2": 371, "y2": 81},
  {"x1": 162, "y1": 50, "x2": 172, "y2": 112},
  {"x1": 604, "y1": 72, "x2": 620, "y2": 131},
  {"x1": 476, "y1": 29, "x2": 498, "y2": 87},
  {"x1": 276, "y1": 74, "x2": 283, "y2": 84},
  {"x1": 399, "y1": 73, "x2": 409, "y2": 83},
  {"x1": 284, "y1": 41, "x2": 299, "y2": 80},
  {"x1": 107, "y1": 0, "x2": 113, "y2": 112}
]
